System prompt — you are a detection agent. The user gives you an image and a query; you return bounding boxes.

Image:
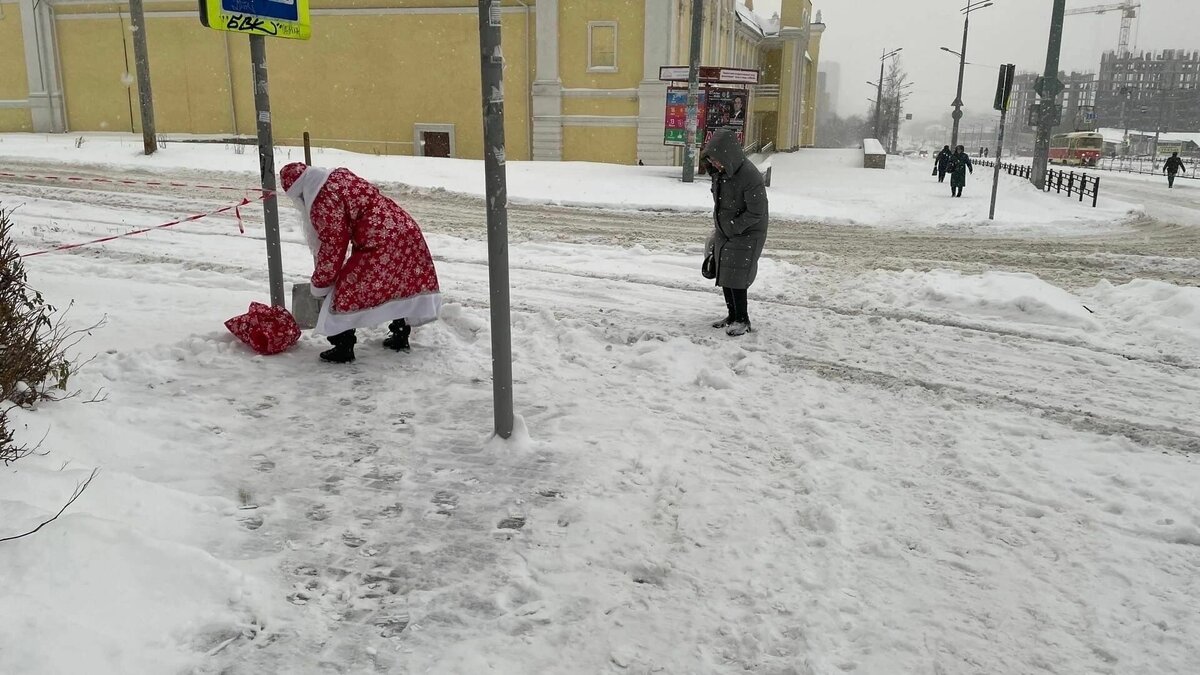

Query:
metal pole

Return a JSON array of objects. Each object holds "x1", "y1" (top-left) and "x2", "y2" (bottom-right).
[
  {"x1": 951, "y1": 12, "x2": 969, "y2": 148},
  {"x1": 303, "y1": 131, "x2": 312, "y2": 166},
  {"x1": 1031, "y1": 0, "x2": 1067, "y2": 190},
  {"x1": 477, "y1": 0, "x2": 514, "y2": 439},
  {"x1": 989, "y1": 106, "x2": 1009, "y2": 220},
  {"x1": 891, "y1": 94, "x2": 900, "y2": 152},
  {"x1": 128, "y1": 0, "x2": 157, "y2": 155},
  {"x1": 249, "y1": 35, "x2": 285, "y2": 309},
  {"x1": 874, "y1": 56, "x2": 885, "y2": 139},
  {"x1": 1152, "y1": 89, "x2": 1167, "y2": 158},
  {"x1": 682, "y1": 0, "x2": 704, "y2": 183}
]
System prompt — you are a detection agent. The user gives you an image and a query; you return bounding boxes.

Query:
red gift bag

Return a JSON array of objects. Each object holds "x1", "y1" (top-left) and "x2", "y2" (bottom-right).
[{"x1": 225, "y1": 302, "x2": 301, "y2": 355}]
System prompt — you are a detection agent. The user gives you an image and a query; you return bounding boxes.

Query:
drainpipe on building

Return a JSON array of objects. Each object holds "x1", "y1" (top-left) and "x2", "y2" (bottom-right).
[
  {"x1": 516, "y1": 0, "x2": 533, "y2": 161},
  {"x1": 223, "y1": 32, "x2": 239, "y2": 135}
]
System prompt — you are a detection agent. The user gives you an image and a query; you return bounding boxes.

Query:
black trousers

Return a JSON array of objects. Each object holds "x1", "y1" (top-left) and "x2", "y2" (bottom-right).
[
  {"x1": 722, "y1": 287, "x2": 749, "y2": 322},
  {"x1": 938, "y1": 170, "x2": 947, "y2": 183},
  {"x1": 327, "y1": 319, "x2": 408, "y2": 346},
  {"x1": 1167, "y1": 172, "x2": 1177, "y2": 188}
]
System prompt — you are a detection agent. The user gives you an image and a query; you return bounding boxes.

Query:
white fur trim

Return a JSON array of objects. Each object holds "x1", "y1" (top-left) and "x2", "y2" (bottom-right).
[
  {"x1": 311, "y1": 285, "x2": 332, "y2": 298},
  {"x1": 284, "y1": 166, "x2": 331, "y2": 258},
  {"x1": 314, "y1": 291, "x2": 443, "y2": 336}
]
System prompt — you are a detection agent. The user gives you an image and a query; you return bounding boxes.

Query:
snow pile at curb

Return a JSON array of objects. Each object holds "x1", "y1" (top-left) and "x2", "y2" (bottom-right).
[{"x1": 849, "y1": 269, "x2": 1101, "y2": 331}]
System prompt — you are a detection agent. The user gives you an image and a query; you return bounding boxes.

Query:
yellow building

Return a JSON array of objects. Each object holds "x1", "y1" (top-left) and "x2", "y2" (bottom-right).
[{"x1": 0, "y1": 0, "x2": 825, "y2": 164}]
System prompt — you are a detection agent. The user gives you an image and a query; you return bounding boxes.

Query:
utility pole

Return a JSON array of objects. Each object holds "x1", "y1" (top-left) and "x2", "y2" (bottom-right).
[
  {"x1": 1031, "y1": 0, "x2": 1067, "y2": 190},
  {"x1": 875, "y1": 55, "x2": 886, "y2": 140},
  {"x1": 128, "y1": 0, "x2": 157, "y2": 155},
  {"x1": 249, "y1": 35, "x2": 284, "y2": 308},
  {"x1": 951, "y1": 15, "x2": 969, "y2": 147},
  {"x1": 682, "y1": 0, "x2": 704, "y2": 183},
  {"x1": 477, "y1": 0, "x2": 514, "y2": 439},
  {"x1": 948, "y1": 1, "x2": 993, "y2": 148},
  {"x1": 874, "y1": 48, "x2": 902, "y2": 141}
]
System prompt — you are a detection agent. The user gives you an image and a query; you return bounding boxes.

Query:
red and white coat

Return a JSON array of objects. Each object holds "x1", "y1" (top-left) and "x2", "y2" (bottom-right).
[{"x1": 281, "y1": 163, "x2": 441, "y2": 335}]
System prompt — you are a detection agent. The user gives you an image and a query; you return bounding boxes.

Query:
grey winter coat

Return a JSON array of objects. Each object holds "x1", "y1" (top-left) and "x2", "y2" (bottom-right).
[{"x1": 702, "y1": 130, "x2": 769, "y2": 290}]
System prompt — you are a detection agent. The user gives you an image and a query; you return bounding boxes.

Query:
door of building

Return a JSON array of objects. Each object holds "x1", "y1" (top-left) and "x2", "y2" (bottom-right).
[{"x1": 422, "y1": 131, "x2": 451, "y2": 158}]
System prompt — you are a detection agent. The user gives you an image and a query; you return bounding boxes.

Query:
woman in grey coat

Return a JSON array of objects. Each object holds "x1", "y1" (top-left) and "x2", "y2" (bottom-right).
[{"x1": 702, "y1": 129, "x2": 769, "y2": 336}]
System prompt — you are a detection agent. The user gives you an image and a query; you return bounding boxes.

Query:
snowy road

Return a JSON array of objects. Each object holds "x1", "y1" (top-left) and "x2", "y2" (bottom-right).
[
  {"x1": 3, "y1": 157, "x2": 1199, "y2": 287},
  {"x1": 3, "y1": 159, "x2": 1200, "y2": 674}
]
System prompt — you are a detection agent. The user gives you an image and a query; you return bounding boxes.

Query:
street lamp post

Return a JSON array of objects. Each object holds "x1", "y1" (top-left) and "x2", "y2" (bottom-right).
[
  {"x1": 949, "y1": 0, "x2": 994, "y2": 148},
  {"x1": 874, "y1": 48, "x2": 902, "y2": 141}
]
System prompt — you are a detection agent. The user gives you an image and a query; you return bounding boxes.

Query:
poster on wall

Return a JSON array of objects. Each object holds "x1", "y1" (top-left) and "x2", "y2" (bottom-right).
[
  {"x1": 663, "y1": 87, "x2": 749, "y2": 147},
  {"x1": 703, "y1": 88, "x2": 749, "y2": 147}
]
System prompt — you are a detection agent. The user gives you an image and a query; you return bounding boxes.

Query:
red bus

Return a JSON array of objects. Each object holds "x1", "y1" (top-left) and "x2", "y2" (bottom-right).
[{"x1": 1049, "y1": 132, "x2": 1103, "y2": 167}]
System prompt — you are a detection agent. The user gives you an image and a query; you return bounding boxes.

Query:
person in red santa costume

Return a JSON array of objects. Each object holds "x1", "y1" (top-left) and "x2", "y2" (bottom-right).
[{"x1": 281, "y1": 162, "x2": 442, "y2": 363}]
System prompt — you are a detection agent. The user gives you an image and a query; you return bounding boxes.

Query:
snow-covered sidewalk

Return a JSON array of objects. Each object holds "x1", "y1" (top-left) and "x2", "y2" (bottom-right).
[{"x1": 2, "y1": 145, "x2": 1198, "y2": 674}]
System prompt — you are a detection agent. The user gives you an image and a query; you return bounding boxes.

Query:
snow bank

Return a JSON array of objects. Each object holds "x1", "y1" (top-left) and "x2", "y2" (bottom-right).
[
  {"x1": 1082, "y1": 279, "x2": 1200, "y2": 357},
  {"x1": 846, "y1": 269, "x2": 1100, "y2": 331},
  {"x1": 0, "y1": 134, "x2": 1139, "y2": 232}
]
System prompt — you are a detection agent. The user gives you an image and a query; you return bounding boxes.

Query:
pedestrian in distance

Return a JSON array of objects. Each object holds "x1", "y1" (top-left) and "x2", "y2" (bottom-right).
[
  {"x1": 948, "y1": 145, "x2": 973, "y2": 198},
  {"x1": 700, "y1": 129, "x2": 768, "y2": 337},
  {"x1": 934, "y1": 145, "x2": 952, "y2": 182},
  {"x1": 281, "y1": 162, "x2": 442, "y2": 364},
  {"x1": 1163, "y1": 152, "x2": 1186, "y2": 189}
]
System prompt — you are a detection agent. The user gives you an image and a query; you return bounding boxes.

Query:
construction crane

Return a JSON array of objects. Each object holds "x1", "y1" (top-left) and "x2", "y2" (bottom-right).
[{"x1": 1066, "y1": 2, "x2": 1141, "y2": 56}]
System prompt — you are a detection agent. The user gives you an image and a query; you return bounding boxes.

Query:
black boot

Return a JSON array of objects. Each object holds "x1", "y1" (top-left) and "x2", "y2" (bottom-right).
[
  {"x1": 383, "y1": 319, "x2": 411, "y2": 352},
  {"x1": 320, "y1": 330, "x2": 356, "y2": 363},
  {"x1": 726, "y1": 320, "x2": 753, "y2": 336},
  {"x1": 714, "y1": 288, "x2": 736, "y2": 328},
  {"x1": 725, "y1": 289, "x2": 751, "y2": 336}
]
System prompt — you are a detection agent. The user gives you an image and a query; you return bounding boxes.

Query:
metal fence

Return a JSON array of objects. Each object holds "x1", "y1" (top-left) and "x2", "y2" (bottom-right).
[
  {"x1": 1095, "y1": 156, "x2": 1197, "y2": 180},
  {"x1": 977, "y1": 159, "x2": 1101, "y2": 208}
]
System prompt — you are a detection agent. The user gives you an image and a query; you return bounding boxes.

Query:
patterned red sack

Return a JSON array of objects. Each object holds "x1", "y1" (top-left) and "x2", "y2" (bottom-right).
[{"x1": 224, "y1": 302, "x2": 301, "y2": 355}]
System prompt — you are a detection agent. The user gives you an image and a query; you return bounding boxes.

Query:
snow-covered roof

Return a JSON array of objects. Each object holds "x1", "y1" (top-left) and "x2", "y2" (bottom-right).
[
  {"x1": 735, "y1": 3, "x2": 779, "y2": 38},
  {"x1": 1162, "y1": 132, "x2": 1200, "y2": 145}
]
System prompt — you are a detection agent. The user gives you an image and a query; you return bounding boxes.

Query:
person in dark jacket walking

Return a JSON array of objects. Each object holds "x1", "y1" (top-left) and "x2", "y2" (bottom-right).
[
  {"x1": 1163, "y1": 152, "x2": 1186, "y2": 188},
  {"x1": 934, "y1": 145, "x2": 952, "y2": 182},
  {"x1": 701, "y1": 129, "x2": 768, "y2": 337},
  {"x1": 948, "y1": 145, "x2": 973, "y2": 197}
]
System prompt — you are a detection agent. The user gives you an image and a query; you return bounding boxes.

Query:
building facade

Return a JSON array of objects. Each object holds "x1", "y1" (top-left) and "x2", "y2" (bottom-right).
[
  {"x1": 1007, "y1": 69, "x2": 1096, "y2": 152},
  {"x1": 0, "y1": 0, "x2": 825, "y2": 164},
  {"x1": 1095, "y1": 49, "x2": 1200, "y2": 134}
]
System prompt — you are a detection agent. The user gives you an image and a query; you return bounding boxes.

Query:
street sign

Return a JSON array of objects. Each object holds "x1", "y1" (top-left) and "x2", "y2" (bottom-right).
[
  {"x1": 993, "y1": 63, "x2": 1016, "y2": 111},
  {"x1": 199, "y1": 0, "x2": 312, "y2": 40},
  {"x1": 659, "y1": 66, "x2": 760, "y2": 85},
  {"x1": 989, "y1": 63, "x2": 1017, "y2": 221}
]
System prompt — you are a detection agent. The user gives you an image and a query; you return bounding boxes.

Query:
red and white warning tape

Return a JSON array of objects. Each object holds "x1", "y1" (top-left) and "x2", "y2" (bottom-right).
[{"x1": 19, "y1": 193, "x2": 270, "y2": 258}]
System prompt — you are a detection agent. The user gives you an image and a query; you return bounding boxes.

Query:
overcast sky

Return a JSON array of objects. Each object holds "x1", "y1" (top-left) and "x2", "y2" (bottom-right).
[{"x1": 754, "y1": 0, "x2": 1200, "y2": 128}]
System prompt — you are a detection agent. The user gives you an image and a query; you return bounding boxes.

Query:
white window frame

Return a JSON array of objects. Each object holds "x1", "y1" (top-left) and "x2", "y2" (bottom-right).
[
  {"x1": 413, "y1": 123, "x2": 456, "y2": 158},
  {"x1": 587, "y1": 21, "x2": 618, "y2": 73}
]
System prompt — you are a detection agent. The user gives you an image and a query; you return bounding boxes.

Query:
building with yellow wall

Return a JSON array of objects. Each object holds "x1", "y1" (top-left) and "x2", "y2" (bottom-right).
[{"x1": 0, "y1": 0, "x2": 825, "y2": 164}]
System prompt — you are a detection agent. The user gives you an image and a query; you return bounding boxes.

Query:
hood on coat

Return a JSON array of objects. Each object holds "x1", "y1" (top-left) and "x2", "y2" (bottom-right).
[
  {"x1": 280, "y1": 162, "x2": 332, "y2": 257},
  {"x1": 701, "y1": 129, "x2": 746, "y2": 174},
  {"x1": 280, "y1": 162, "x2": 307, "y2": 192}
]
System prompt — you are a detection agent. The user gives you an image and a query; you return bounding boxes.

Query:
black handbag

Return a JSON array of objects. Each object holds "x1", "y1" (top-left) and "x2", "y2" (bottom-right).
[{"x1": 701, "y1": 252, "x2": 716, "y2": 280}]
